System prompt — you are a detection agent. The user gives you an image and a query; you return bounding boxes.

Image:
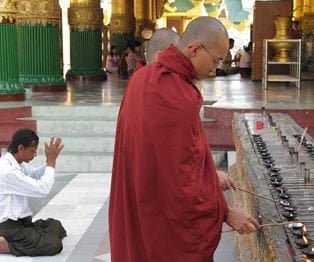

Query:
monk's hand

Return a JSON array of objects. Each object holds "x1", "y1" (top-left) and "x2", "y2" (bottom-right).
[
  {"x1": 217, "y1": 170, "x2": 236, "y2": 191},
  {"x1": 226, "y1": 206, "x2": 260, "y2": 234},
  {"x1": 45, "y1": 137, "x2": 64, "y2": 168}
]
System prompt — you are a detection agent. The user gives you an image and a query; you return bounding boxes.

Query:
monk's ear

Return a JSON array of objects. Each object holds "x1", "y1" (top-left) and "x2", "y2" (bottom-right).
[
  {"x1": 187, "y1": 44, "x2": 199, "y2": 57},
  {"x1": 154, "y1": 51, "x2": 162, "y2": 62}
]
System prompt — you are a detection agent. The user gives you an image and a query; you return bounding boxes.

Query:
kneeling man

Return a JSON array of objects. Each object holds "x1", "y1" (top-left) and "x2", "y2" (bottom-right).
[{"x1": 0, "y1": 129, "x2": 66, "y2": 256}]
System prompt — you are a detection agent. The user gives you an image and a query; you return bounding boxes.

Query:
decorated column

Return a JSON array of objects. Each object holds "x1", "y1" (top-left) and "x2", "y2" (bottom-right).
[
  {"x1": 134, "y1": 0, "x2": 154, "y2": 40},
  {"x1": 66, "y1": 0, "x2": 106, "y2": 81},
  {"x1": 16, "y1": 0, "x2": 66, "y2": 92},
  {"x1": 110, "y1": 0, "x2": 136, "y2": 53},
  {"x1": 294, "y1": 0, "x2": 314, "y2": 75},
  {"x1": 0, "y1": 0, "x2": 25, "y2": 101}
]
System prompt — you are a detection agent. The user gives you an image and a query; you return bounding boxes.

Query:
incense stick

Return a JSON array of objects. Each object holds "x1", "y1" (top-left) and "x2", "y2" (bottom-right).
[
  {"x1": 296, "y1": 127, "x2": 308, "y2": 152},
  {"x1": 235, "y1": 187, "x2": 279, "y2": 204},
  {"x1": 222, "y1": 221, "x2": 293, "y2": 233}
]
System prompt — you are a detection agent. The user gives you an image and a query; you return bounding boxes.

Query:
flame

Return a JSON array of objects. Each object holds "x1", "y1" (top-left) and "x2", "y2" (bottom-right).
[
  {"x1": 312, "y1": 246, "x2": 314, "y2": 252},
  {"x1": 303, "y1": 235, "x2": 309, "y2": 244},
  {"x1": 305, "y1": 259, "x2": 311, "y2": 262},
  {"x1": 303, "y1": 225, "x2": 308, "y2": 233}
]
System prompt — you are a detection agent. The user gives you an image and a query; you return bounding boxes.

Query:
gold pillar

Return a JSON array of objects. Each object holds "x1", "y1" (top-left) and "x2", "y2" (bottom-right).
[
  {"x1": 301, "y1": 0, "x2": 314, "y2": 33},
  {"x1": 0, "y1": 0, "x2": 25, "y2": 101},
  {"x1": 293, "y1": 0, "x2": 303, "y2": 21},
  {"x1": 16, "y1": 0, "x2": 66, "y2": 92},
  {"x1": 110, "y1": 0, "x2": 136, "y2": 52},
  {"x1": 134, "y1": 0, "x2": 154, "y2": 38},
  {"x1": 69, "y1": 0, "x2": 103, "y2": 30},
  {"x1": 67, "y1": 0, "x2": 106, "y2": 80},
  {"x1": 16, "y1": 0, "x2": 61, "y2": 25}
]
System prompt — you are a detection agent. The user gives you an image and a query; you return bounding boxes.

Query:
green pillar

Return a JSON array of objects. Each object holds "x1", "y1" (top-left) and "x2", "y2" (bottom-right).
[
  {"x1": 0, "y1": 1, "x2": 25, "y2": 101},
  {"x1": 111, "y1": 0, "x2": 136, "y2": 53},
  {"x1": 16, "y1": 0, "x2": 66, "y2": 92},
  {"x1": 66, "y1": 1, "x2": 106, "y2": 81}
]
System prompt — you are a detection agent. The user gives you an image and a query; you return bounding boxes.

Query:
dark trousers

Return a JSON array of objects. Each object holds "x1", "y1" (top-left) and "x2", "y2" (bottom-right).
[
  {"x1": 240, "y1": 68, "x2": 251, "y2": 78},
  {"x1": 0, "y1": 216, "x2": 66, "y2": 257}
]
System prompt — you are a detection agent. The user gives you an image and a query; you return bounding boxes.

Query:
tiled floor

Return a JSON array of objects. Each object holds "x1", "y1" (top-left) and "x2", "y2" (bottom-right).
[{"x1": 0, "y1": 73, "x2": 314, "y2": 261}]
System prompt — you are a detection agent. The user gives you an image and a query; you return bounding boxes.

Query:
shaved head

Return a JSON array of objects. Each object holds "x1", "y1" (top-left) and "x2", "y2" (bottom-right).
[
  {"x1": 177, "y1": 16, "x2": 229, "y2": 79},
  {"x1": 177, "y1": 16, "x2": 228, "y2": 50},
  {"x1": 146, "y1": 28, "x2": 180, "y2": 64}
]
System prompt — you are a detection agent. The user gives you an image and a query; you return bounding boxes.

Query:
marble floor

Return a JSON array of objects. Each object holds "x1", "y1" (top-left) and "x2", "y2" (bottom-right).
[
  {"x1": 1, "y1": 73, "x2": 313, "y2": 109},
  {"x1": 0, "y1": 73, "x2": 313, "y2": 261}
]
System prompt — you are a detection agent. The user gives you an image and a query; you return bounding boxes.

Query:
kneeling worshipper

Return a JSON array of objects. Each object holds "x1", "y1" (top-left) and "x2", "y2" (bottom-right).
[{"x1": 0, "y1": 129, "x2": 66, "y2": 257}]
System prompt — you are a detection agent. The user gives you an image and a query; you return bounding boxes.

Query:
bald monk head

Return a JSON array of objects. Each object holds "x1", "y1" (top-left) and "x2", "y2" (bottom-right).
[
  {"x1": 177, "y1": 16, "x2": 229, "y2": 79},
  {"x1": 146, "y1": 28, "x2": 180, "y2": 64}
]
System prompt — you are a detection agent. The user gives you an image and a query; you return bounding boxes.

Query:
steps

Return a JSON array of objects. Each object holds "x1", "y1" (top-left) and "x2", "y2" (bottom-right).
[
  {"x1": 19, "y1": 105, "x2": 119, "y2": 173},
  {"x1": 0, "y1": 106, "x2": 36, "y2": 149},
  {"x1": 16, "y1": 104, "x2": 225, "y2": 173}
]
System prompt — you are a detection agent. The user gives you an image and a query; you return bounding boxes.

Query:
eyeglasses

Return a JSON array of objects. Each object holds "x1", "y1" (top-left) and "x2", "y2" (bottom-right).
[{"x1": 200, "y1": 44, "x2": 223, "y2": 66}]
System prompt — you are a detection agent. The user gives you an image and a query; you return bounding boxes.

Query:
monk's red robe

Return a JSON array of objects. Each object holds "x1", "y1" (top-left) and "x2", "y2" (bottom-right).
[
  {"x1": 135, "y1": 60, "x2": 145, "y2": 72},
  {"x1": 109, "y1": 44, "x2": 228, "y2": 262}
]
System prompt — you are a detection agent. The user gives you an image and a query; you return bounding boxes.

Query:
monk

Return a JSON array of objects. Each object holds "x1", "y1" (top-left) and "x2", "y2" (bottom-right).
[
  {"x1": 145, "y1": 28, "x2": 180, "y2": 64},
  {"x1": 147, "y1": 28, "x2": 235, "y2": 191},
  {"x1": 134, "y1": 28, "x2": 180, "y2": 72},
  {"x1": 109, "y1": 16, "x2": 259, "y2": 262}
]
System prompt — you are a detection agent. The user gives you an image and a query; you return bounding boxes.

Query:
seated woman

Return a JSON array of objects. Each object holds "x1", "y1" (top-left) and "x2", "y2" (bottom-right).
[
  {"x1": 239, "y1": 42, "x2": 252, "y2": 78},
  {"x1": 216, "y1": 38, "x2": 239, "y2": 76},
  {"x1": 106, "y1": 45, "x2": 120, "y2": 74}
]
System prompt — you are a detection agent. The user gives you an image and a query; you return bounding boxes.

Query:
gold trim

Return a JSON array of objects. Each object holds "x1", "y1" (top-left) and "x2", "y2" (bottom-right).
[
  {"x1": 70, "y1": 0, "x2": 100, "y2": 8},
  {"x1": 111, "y1": 14, "x2": 136, "y2": 34},
  {"x1": 302, "y1": 14, "x2": 314, "y2": 32},
  {"x1": 16, "y1": 0, "x2": 61, "y2": 25},
  {"x1": 0, "y1": 0, "x2": 17, "y2": 22},
  {"x1": 135, "y1": 0, "x2": 150, "y2": 21},
  {"x1": 157, "y1": 0, "x2": 166, "y2": 19},
  {"x1": 68, "y1": 7, "x2": 103, "y2": 30}
]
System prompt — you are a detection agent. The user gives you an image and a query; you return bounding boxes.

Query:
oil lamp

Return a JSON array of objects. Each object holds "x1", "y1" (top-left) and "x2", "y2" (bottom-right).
[
  {"x1": 302, "y1": 246, "x2": 314, "y2": 258},
  {"x1": 296, "y1": 235, "x2": 310, "y2": 248}
]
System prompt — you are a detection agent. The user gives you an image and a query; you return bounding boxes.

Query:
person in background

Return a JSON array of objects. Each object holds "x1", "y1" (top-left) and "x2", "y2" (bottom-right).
[
  {"x1": 125, "y1": 41, "x2": 137, "y2": 79},
  {"x1": 134, "y1": 40, "x2": 146, "y2": 68},
  {"x1": 119, "y1": 45, "x2": 129, "y2": 80},
  {"x1": 239, "y1": 41, "x2": 252, "y2": 78},
  {"x1": 106, "y1": 45, "x2": 120, "y2": 74},
  {"x1": 216, "y1": 38, "x2": 239, "y2": 76},
  {"x1": 109, "y1": 16, "x2": 259, "y2": 262},
  {"x1": 0, "y1": 129, "x2": 66, "y2": 257}
]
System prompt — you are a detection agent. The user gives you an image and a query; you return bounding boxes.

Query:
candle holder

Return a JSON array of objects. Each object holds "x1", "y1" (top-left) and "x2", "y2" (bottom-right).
[
  {"x1": 279, "y1": 192, "x2": 291, "y2": 199},
  {"x1": 296, "y1": 236, "x2": 311, "y2": 248},
  {"x1": 293, "y1": 229, "x2": 308, "y2": 238},
  {"x1": 282, "y1": 211, "x2": 297, "y2": 220},
  {"x1": 276, "y1": 187, "x2": 287, "y2": 193},
  {"x1": 280, "y1": 200, "x2": 292, "y2": 207},
  {"x1": 302, "y1": 246, "x2": 314, "y2": 258},
  {"x1": 271, "y1": 167, "x2": 281, "y2": 173},
  {"x1": 284, "y1": 206, "x2": 297, "y2": 212},
  {"x1": 271, "y1": 176, "x2": 283, "y2": 182},
  {"x1": 269, "y1": 172, "x2": 281, "y2": 177},
  {"x1": 271, "y1": 180, "x2": 282, "y2": 187},
  {"x1": 289, "y1": 222, "x2": 304, "y2": 230}
]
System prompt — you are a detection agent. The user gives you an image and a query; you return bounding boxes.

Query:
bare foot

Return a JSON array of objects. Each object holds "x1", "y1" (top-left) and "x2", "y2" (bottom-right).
[{"x1": 0, "y1": 236, "x2": 9, "y2": 253}]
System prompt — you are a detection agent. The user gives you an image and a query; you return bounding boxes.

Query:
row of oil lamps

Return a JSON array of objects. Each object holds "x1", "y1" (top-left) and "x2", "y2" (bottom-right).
[{"x1": 252, "y1": 127, "x2": 314, "y2": 260}]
